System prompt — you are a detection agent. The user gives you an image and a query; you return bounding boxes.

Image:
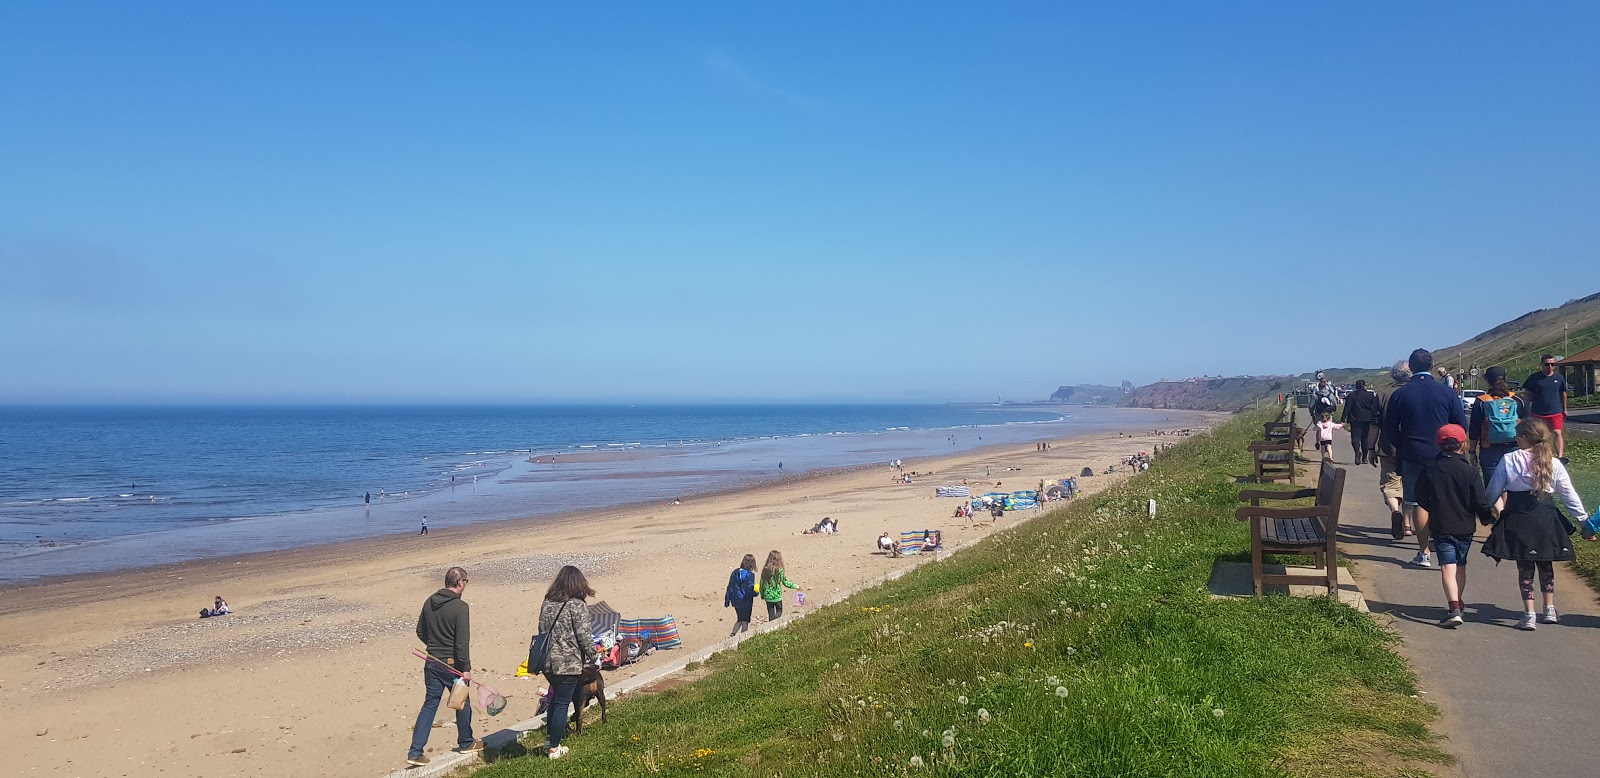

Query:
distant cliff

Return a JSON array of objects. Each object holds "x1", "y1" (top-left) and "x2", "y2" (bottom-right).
[
  {"x1": 1120, "y1": 377, "x2": 1288, "y2": 412},
  {"x1": 1049, "y1": 384, "x2": 1125, "y2": 404}
]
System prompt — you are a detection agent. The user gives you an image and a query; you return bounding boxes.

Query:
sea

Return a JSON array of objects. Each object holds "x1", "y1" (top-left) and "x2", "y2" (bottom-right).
[{"x1": 0, "y1": 404, "x2": 1210, "y2": 582}]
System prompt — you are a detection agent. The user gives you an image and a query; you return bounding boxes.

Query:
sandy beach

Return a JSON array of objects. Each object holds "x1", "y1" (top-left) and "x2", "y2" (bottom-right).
[{"x1": 0, "y1": 415, "x2": 1218, "y2": 778}]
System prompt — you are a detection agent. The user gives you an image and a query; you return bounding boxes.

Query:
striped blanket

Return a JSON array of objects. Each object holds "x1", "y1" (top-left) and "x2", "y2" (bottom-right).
[
  {"x1": 935, "y1": 485, "x2": 971, "y2": 498},
  {"x1": 617, "y1": 616, "x2": 682, "y2": 650}
]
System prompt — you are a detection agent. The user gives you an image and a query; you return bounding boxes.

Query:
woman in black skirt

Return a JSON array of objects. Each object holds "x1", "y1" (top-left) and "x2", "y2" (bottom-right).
[{"x1": 1482, "y1": 418, "x2": 1590, "y2": 631}]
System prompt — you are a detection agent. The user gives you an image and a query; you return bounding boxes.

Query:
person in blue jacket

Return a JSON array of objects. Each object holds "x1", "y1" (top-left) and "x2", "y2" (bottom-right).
[
  {"x1": 1381, "y1": 348, "x2": 1468, "y2": 568},
  {"x1": 724, "y1": 554, "x2": 758, "y2": 636}
]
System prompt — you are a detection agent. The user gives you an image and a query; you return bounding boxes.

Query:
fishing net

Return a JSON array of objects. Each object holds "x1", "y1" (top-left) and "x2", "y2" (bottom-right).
[{"x1": 475, "y1": 682, "x2": 508, "y2": 716}]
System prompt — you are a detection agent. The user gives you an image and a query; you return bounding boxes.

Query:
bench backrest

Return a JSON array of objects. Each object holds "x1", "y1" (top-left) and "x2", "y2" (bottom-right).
[
  {"x1": 1314, "y1": 460, "x2": 1347, "y2": 531},
  {"x1": 1263, "y1": 422, "x2": 1295, "y2": 442}
]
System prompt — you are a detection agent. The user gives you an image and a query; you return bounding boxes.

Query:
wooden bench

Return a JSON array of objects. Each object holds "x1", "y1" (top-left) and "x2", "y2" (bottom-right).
[
  {"x1": 1247, "y1": 440, "x2": 1297, "y2": 484},
  {"x1": 1234, "y1": 460, "x2": 1347, "y2": 596}
]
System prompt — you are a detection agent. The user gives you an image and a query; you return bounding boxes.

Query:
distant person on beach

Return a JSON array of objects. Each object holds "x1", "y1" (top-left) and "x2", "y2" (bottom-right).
[
  {"x1": 1482, "y1": 418, "x2": 1589, "y2": 630},
  {"x1": 407, "y1": 566, "x2": 477, "y2": 767},
  {"x1": 1381, "y1": 348, "x2": 1467, "y2": 568},
  {"x1": 365, "y1": 492, "x2": 371, "y2": 505},
  {"x1": 537, "y1": 565, "x2": 598, "y2": 760},
  {"x1": 420, "y1": 516, "x2": 428, "y2": 535},
  {"x1": 1523, "y1": 355, "x2": 1570, "y2": 462},
  {"x1": 1469, "y1": 366, "x2": 1527, "y2": 486},
  {"x1": 878, "y1": 532, "x2": 896, "y2": 552},
  {"x1": 724, "y1": 554, "x2": 758, "y2": 637},
  {"x1": 759, "y1": 550, "x2": 800, "y2": 621},
  {"x1": 1374, "y1": 361, "x2": 1411, "y2": 539},
  {"x1": 214, "y1": 595, "x2": 229, "y2": 615},
  {"x1": 1413, "y1": 424, "x2": 1491, "y2": 628},
  {"x1": 1340, "y1": 380, "x2": 1381, "y2": 465}
]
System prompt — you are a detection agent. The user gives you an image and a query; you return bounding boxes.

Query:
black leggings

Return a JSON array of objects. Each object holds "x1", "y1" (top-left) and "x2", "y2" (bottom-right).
[
  {"x1": 1517, "y1": 560, "x2": 1555, "y2": 600},
  {"x1": 766, "y1": 600, "x2": 783, "y2": 620}
]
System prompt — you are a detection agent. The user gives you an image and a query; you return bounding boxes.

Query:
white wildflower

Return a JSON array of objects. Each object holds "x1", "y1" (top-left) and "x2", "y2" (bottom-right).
[
  {"x1": 909, "y1": 755, "x2": 925, "y2": 768},
  {"x1": 977, "y1": 708, "x2": 991, "y2": 723},
  {"x1": 957, "y1": 695, "x2": 968, "y2": 705},
  {"x1": 1056, "y1": 686, "x2": 1069, "y2": 698},
  {"x1": 1212, "y1": 708, "x2": 1225, "y2": 718}
]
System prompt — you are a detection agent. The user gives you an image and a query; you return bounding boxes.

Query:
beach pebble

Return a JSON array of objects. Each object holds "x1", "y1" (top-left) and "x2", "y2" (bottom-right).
[
  {"x1": 36, "y1": 729, "x2": 47, "y2": 736},
  {"x1": 230, "y1": 748, "x2": 246, "y2": 754}
]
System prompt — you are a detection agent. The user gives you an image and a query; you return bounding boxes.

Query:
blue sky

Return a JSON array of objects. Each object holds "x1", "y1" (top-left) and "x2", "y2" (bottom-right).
[{"x1": 2, "y1": 2, "x2": 1597, "y2": 403}]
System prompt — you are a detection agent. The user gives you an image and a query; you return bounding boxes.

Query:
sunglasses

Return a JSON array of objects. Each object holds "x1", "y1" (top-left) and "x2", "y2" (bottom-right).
[{"x1": 1543, "y1": 362, "x2": 1557, "y2": 367}]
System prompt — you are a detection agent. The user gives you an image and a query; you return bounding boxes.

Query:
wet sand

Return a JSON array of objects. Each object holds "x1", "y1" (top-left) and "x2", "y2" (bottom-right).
[{"x1": 0, "y1": 416, "x2": 1219, "y2": 778}]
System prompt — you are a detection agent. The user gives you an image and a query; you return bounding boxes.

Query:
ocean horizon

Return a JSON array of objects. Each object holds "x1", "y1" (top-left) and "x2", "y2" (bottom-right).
[{"x1": 0, "y1": 403, "x2": 1212, "y2": 582}]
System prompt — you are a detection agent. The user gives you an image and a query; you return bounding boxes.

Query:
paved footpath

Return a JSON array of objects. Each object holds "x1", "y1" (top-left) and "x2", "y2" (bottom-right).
[{"x1": 1301, "y1": 407, "x2": 1600, "y2": 777}]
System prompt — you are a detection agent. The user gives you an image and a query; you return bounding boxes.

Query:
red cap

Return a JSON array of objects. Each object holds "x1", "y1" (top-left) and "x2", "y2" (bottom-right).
[{"x1": 1436, "y1": 424, "x2": 1467, "y2": 445}]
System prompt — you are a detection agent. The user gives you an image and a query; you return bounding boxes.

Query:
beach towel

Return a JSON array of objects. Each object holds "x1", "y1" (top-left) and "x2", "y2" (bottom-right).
[
  {"x1": 935, "y1": 485, "x2": 970, "y2": 498},
  {"x1": 617, "y1": 616, "x2": 682, "y2": 650}
]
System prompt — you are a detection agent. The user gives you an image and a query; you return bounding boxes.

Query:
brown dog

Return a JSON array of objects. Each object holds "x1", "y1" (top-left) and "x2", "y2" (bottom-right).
[{"x1": 571, "y1": 665, "x2": 607, "y2": 735}]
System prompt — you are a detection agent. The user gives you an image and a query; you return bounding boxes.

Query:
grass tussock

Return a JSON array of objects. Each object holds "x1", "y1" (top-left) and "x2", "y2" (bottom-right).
[{"x1": 473, "y1": 410, "x2": 1449, "y2": 778}]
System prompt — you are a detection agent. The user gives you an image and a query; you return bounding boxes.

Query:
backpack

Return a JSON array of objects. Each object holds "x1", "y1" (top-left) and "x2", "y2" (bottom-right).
[{"x1": 1482, "y1": 397, "x2": 1519, "y2": 445}]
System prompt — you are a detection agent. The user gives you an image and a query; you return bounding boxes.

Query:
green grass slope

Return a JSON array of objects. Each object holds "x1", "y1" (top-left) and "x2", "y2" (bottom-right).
[{"x1": 472, "y1": 410, "x2": 1448, "y2": 778}]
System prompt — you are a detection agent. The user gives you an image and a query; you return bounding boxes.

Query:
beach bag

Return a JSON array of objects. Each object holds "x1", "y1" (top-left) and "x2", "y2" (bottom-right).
[
  {"x1": 447, "y1": 678, "x2": 470, "y2": 710},
  {"x1": 1483, "y1": 397, "x2": 1519, "y2": 445},
  {"x1": 527, "y1": 601, "x2": 570, "y2": 675}
]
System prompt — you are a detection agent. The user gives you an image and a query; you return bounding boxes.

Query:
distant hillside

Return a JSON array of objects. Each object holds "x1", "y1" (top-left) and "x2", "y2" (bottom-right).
[
  {"x1": 1430, "y1": 292, "x2": 1600, "y2": 383},
  {"x1": 1049, "y1": 384, "x2": 1125, "y2": 404},
  {"x1": 1121, "y1": 376, "x2": 1292, "y2": 412},
  {"x1": 1045, "y1": 291, "x2": 1600, "y2": 412}
]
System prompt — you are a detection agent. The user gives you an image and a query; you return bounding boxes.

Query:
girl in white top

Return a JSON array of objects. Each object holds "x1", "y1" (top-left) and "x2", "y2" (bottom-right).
[{"x1": 1483, "y1": 418, "x2": 1589, "y2": 630}]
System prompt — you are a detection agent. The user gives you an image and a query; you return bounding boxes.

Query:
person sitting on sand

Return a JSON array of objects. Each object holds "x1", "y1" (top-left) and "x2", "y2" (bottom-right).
[{"x1": 214, "y1": 596, "x2": 230, "y2": 615}]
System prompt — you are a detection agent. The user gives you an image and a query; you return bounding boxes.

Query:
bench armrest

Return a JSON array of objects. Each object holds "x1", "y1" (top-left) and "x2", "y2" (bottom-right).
[
  {"x1": 1238, "y1": 488, "x2": 1315, "y2": 503},
  {"x1": 1234, "y1": 506, "x2": 1333, "y2": 521}
]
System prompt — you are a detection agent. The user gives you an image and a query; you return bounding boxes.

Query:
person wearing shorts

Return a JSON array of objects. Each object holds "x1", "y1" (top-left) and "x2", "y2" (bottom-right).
[
  {"x1": 1523, "y1": 355, "x2": 1569, "y2": 460},
  {"x1": 1413, "y1": 424, "x2": 1492, "y2": 628},
  {"x1": 1374, "y1": 361, "x2": 1410, "y2": 539}
]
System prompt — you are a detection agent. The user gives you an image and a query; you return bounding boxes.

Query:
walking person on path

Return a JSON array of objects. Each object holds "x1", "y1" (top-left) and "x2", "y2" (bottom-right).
[
  {"x1": 536, "y1": 565, "x2": 599, "y2": 760},
  {"x1": 1523, "y1": 354, "x2": 1570, "y2": 462},
  {"x1": 1468, "y1": 366, "x2": 1527, "y2": 486},
  {"x1": 1341, "y1": 379, "x2": 1381, "y2": 465},
  {"x1": 724, "y1": 554, "x2": 758, "y2": 637},
  {"x1": 407, "y1": 566, "x2": 480, "y2": 767},
  {"x1": 759, "y1": 550, "x2": 801, "y2": 622},
  {"x1": 1374, "y1": 361, "x2": 1412, "y2": 539},
  {"x1": 1310, "y1": 373, "x2": 1339, "y2": 422},
  {"x1": 420, "y1": 515, "x2": 428, "y2": 535},
  {"x1": 1314, "y1": 413, "x2": 1344, "y2": 463},
  {"x1": 1413, "y1": 424, "x2": 1493, "y2": 628},
  {"x1": 1482, "y1": 418, "x2": 1589, "y2": 630},
  {"x1": 1381, "y1": 348, "x2": 1468, "y2": 568}
]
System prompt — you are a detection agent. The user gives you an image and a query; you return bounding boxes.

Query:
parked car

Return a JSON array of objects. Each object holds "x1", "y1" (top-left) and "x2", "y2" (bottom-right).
[{"x1": 1460, "y1": 389, "x2": 1487, "y2": 416}]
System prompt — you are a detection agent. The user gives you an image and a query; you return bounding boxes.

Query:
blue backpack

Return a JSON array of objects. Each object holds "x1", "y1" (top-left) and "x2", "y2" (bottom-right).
[{"x1": 1482, "y1": 396, "x2": 1518, "y2": 445}]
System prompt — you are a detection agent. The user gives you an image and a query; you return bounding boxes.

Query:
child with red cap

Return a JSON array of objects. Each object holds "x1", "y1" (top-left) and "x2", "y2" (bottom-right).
[{"x1": 1413, "y1": 423, "x2": 1493, "y2": 627}]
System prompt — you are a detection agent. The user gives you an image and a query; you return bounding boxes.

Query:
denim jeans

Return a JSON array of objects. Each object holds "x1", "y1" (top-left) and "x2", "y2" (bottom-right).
[
  {"x1": 409, "y1": 664, "x2": 474, "y2": 759},
  {"x1": 543, "y1": 673, "x2": 582, "y2": 748}
]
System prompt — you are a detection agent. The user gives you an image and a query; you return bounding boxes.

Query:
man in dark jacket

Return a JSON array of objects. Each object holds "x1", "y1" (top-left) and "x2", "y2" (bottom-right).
[
  {"x1": 1380, "y1": 348, "x2": 1468, "y2": 568},
  {"x1": 1340, "y1": 379, "x2": 1382, "y2": 465},
  {"x1": 1414, "y1": 424, "x2": 1492, "y2": 627},
  {"x1": 407, "y1": 566, "x2": 480, "y2": 767}
]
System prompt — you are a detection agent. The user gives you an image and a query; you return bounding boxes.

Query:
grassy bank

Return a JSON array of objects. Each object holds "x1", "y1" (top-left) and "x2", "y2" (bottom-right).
[
  {"x1": 474, "y1": 411, "x2": 1447, "y2": 778},
  {"x1": 1559, "y1": 433, "x2": 1600, "y2": 591}
]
